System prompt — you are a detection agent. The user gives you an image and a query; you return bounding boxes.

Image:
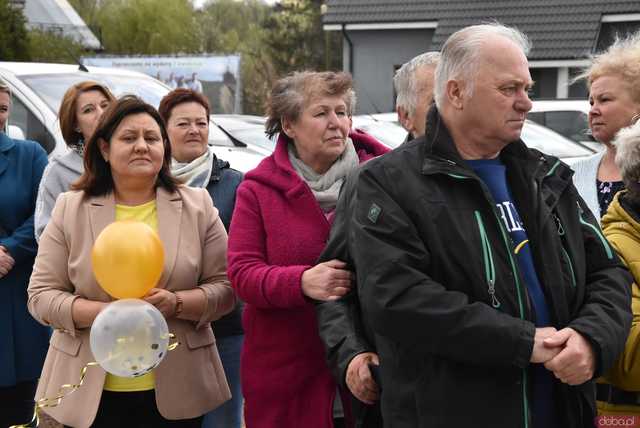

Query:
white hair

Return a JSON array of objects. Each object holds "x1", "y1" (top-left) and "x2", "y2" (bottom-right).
[
  {"x1": 434, "y1": 23, "x2": 531, "y2": 108},
  {"x1": 614, "y1": 120, "x2": 640, "y2": 203},
  {"x1": 394, "y1": 52, "x2": 441, "y2": 116}
]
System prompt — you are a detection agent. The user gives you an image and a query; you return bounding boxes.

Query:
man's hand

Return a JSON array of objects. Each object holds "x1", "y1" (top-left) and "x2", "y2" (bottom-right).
[
  {"x1": 543, "y1": 327, "x2": 595, "y2": 385},
  {"x1": 143, "y1": 288, "x2": 178, "y2": 318},
  {"x1": 346, "y1": 352, "x2": 380, "y2": 405},
  {"x1": 530, "y1": 327, "x2": 562, "y2": 363},
  {"x1": 0, "y1": 246, "x2": 15, "y2": 278},
  {"x1": 301, "y1": 259, "x2": 353, "y2": 301}
]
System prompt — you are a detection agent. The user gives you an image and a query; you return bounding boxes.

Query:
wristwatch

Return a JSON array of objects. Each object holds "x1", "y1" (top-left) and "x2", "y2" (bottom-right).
[{"x1": 174, "y1": 292, "x2": 184, "y2": 317}]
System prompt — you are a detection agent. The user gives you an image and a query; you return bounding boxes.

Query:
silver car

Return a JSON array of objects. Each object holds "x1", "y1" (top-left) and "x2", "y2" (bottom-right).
[
  {"x1": 352, "y1": 112, "x2": 595, "y2": 163},
  {"x1": 0, "y1": 62, "x2": 265, "y2": 172}
]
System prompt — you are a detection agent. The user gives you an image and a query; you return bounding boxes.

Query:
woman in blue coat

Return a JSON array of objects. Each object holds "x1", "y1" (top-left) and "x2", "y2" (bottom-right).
[{"x1": 0, "y1": 82, "x2": 50, "y2": 427}]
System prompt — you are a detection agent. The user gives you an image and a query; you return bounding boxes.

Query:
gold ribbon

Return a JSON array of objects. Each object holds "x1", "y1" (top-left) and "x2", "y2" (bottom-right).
[{"x1": 10, "y1": 333, "x2": 180, "y2": 428}]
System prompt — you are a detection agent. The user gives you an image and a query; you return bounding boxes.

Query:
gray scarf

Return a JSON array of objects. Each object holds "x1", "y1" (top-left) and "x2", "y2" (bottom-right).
[
  {"x1": 288, "y1": 138, "x2": 359, "y2": 211},
  {"x1": 170, "y1": 147, "x2": 214, "y2": 188}
]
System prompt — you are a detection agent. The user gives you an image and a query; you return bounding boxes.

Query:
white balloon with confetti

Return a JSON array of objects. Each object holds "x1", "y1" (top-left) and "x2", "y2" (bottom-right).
[{"x1": 90, "y1": 299, "x2": 170, "y2": 378}]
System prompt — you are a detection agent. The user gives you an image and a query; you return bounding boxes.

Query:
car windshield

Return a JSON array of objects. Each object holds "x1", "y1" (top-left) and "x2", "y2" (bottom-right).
[
  {"x1": 212, "y1": 117, "x2": 275, "y2": 151},
  {"x1": 354, "y1": 122, "x2": 407, "y2": 148},
  {"x1": 21, "y1": 73, "x2": 169, "y2": 111},
  {"x1": 20, "y1": 73, "x2": 234, "y2": 147}
]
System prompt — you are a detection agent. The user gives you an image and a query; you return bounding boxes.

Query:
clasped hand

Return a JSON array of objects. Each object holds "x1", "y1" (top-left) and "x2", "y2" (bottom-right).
[
  {"x1": 530, "y1": 327, "x2": 595, "y2": 386},
  {"x1": 143, "y1": 288, "x2": 178, "y2": 318},
  {"x1": 301, "y1": 259, "x2": 353, "y2": 301},
  {"x1": 0, "y1": 246, "x2": 15, "y2": 278}
]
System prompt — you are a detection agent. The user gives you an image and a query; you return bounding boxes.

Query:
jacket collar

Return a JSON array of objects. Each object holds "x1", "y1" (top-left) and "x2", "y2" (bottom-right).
[
  {"x1": 0, "y1": 132, "x2": 15, "y2": 153},
  {"x1": 88, "y1": 186, "x2": 182, "y2": 290},
  {"x1": 0, "y1": 133, "x2": 15, "y2": 176},
  {"x1": 420, "y1": 107, "x2": 572, "y2": 182},
  {"x1": 602, "y1": 191, "x2": 640, "y2": 237},
  {"x1": 210, "y1": 153, "x2": 231, "y2": 183}
]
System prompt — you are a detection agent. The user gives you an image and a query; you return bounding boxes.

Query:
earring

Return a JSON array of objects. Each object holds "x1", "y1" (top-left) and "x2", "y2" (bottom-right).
[{"x1": 632, "y1": 113, "x2": 640, "y2": 125}]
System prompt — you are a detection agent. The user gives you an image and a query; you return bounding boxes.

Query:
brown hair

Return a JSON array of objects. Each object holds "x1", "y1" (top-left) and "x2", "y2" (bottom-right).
[
  {"x1": 265, "y1": 71, "x2": 356, "y2": 138},
  {"x1": 58, "y1": 81, "x2": 116, "y2": 149},
  {"x1": 158, "y1": 88, "x2": 211, "y2": 124},
  {"x1": 72, "y1": 95, "x2": 179, "y2": 196}
]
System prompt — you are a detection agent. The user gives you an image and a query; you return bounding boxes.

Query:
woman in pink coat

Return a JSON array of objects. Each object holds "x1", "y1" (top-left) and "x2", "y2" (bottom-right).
[{"x1": 227, "y1": 71, "x2": 389, "y2": 428}]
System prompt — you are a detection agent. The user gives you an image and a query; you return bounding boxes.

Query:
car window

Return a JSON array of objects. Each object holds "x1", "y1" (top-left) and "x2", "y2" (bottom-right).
[
  {"x1": 521, "y1": 122, "x2": 592, "y2": 159},
  {"x1": 20, "y1": 73, "x2": 235, "y2": 148},
  {"x1": 543, "y1": 111, "x2": 590, "y2": 143},
  {"x1": 9, "y1": 95, "x2": 56, "y2": 154},
  {"x1": 526, "y1": 112, "x2": 545, "y2": 126},
  {"x1": 20, "y1": 73, "x2": 169, "y2": 111}
]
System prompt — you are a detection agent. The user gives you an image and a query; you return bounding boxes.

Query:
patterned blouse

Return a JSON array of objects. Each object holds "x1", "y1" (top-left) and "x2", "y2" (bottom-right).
[{"x1": 596, "y1": 179, "x2": 625, "y2": 217}]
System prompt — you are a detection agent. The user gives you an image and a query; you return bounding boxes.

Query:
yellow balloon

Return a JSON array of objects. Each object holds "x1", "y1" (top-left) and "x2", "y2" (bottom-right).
[{"x1": 92, "y1": 221, "x2": 165, "y2": 299}]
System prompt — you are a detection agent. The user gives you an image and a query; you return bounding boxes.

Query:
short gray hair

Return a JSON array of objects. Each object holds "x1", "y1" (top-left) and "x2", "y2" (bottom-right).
[
  {"x1": 614, "y1": 121, "x2": 640, "y2": 205},
  {"x1": 394, "y1": 52, "x2": 440, "y2": 116},
  {"x1": 265, "y1": 71, "x2": 356, "y2": 138},
  {"x1": 434, "y1": 23, "x2": 531, "y2": 108}
]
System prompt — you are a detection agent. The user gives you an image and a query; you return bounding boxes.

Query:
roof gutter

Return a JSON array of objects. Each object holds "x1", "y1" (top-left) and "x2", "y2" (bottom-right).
[{"x1": 341, "y1": 23, "x2": 353, "y2": 75}]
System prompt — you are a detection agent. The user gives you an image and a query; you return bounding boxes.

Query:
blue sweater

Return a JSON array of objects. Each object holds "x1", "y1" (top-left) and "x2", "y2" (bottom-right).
[
  {"x1": 468, "y1": 158, "x2": 556, "y2": 428},
  {"x1": 0, "y1": 132, "x2": 50, "y2": 387}
]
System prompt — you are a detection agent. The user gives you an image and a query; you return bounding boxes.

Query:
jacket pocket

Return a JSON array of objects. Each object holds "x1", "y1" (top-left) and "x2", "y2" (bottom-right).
[
  {"x1": 50, "y1": 329, "x2": 82, "y2": 357},
  {"x1": 186, "y1": 326, "x2": 216, "y2": 350},
  {"x1": 475, "y1": 211, "x2": 501, "y2": 309}
]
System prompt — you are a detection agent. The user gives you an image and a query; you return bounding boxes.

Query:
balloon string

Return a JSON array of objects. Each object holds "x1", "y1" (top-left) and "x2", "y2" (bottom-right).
[
  {"x1": 9, "y1": 361, "x2": 100, "y2": 428},
  {"x1": 10, "y1": 333, "x2": 180, "y2": 428}
]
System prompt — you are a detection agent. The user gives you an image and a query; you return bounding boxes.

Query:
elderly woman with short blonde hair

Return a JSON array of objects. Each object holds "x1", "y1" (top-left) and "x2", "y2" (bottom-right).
[
  {"x1": 227, "y1": 71, "x2": 389, "y2": 428},
  {"x1": 572, "y1": 31, "x2": 640, "y2": 219}
]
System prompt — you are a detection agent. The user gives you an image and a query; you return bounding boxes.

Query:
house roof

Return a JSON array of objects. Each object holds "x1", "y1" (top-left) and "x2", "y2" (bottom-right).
[
  {"x1": 24, "y1": 0, "x2": 102, "y2": 50},
  {"x1": 323, "y1": 0, "x2": 640, "y2": 60}
]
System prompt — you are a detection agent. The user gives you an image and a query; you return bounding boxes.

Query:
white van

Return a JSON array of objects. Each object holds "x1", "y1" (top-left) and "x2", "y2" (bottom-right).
[{"x1": 0, "y1": 62, "x2": 265, "y2": 172}]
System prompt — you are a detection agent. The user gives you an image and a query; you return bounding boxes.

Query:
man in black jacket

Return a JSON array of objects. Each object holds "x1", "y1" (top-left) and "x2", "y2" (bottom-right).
[
  {"x1": 316, "y1": 23, "x2": 632, "y2": 428},
  {"x1": 315, "y1": 50, "x2": 441, "y2": 427}
]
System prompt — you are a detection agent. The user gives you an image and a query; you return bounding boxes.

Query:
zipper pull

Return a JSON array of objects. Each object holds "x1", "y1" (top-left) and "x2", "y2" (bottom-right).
[
  {"x1": 553, "y1": 214, "x2": 565, "y2": 236},
  {"x1": 488, "y1": 280, "x2": 501, "y2": 308}
]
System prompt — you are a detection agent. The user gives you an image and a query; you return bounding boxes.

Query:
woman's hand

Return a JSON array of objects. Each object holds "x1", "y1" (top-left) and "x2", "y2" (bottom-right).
[
  {"x1": 0, "y1": 246, "x2": 15, "y2": 278},
  {"x1": 143, "y1": 288, "x2": 178, "y2": 318},
  {"x1": 301, "y1": 259, "x2": 353, "y2": 301}
]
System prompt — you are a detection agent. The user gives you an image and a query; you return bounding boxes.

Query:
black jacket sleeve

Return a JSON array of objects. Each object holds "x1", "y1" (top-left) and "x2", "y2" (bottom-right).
[
  {"x1": 567, "y1": 192, "x2": 632, "y2": 377},
  {"x1": 352, "y1": 163, "x2": 536, "y2": 368},
  {"x1": 315, "y1": 169, "x2": 375, "y2": 387}
]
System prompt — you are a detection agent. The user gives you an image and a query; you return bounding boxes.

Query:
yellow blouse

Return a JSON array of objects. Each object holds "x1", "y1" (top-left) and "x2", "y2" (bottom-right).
[{"x1": 103, "y1": 199, "x2": 158, "y2": 392}]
